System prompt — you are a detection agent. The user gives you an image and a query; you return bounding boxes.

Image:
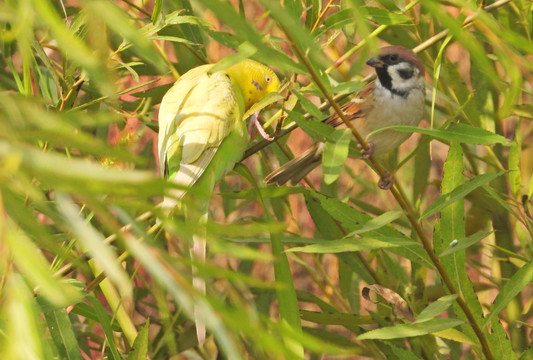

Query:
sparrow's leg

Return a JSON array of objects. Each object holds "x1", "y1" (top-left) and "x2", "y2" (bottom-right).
[
  {"x1": 378, "y1": 171, "x2": 394, "y2": 190},
  {"x1": 360, "y1": 142, "x2": 375, "y2": 159}
]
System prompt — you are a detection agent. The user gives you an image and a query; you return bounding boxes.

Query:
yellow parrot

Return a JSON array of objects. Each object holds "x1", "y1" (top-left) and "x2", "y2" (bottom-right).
[{"x1": 157, "y1": 59, "x2": 280, "y2": 343}]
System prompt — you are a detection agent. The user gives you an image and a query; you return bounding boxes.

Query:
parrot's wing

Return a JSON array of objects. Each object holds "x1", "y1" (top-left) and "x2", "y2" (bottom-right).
[
  {"x1": 159, "y1": 69, "x2": 240, "y2": 201},
  {"x1": 158, "y1": 65, "x2": 214, "y2": 177}
]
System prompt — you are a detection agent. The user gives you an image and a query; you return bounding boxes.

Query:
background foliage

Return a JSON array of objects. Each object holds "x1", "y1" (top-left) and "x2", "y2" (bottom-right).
[{"x1": 1, "y1": 0, "x2": 532, "y2": 359}]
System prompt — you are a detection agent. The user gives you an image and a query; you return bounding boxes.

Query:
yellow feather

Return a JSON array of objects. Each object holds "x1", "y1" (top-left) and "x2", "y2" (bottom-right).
[{"x1": 157, "y1": 59, "x2": 280, "y2": 344}]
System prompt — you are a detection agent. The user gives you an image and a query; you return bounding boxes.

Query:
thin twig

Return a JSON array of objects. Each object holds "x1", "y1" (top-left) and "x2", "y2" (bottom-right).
[{"x1": 278, "y1": 11, "x2": 500, "y2": 359}]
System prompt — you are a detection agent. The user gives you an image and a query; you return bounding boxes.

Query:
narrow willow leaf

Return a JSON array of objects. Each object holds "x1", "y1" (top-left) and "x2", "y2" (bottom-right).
[
  {"x1": 322, "y1": 129, "x2": 351, "y2": 184},
  {"x1": 0, "y1": 275, "x2": 47, "y2": 360},
  {"x1": 485, "y1": 260, "x2": 533, "y2": 326},
  {"x1": 306, "y1": 189, "x2": 434, "y2": 268},
  {"x1": 415, "y1": 295, "x2": 458, "y2": 323},
  {"x1": 56, "y1": 194, "x2": 132, "y2": 300},
  {"x1": 125, "y1": 238, "x2": 243, "y2": 360},
  {"x1": 83, "y1": 0, "x2": 166, "y2": 72},
  {"x1": 432, "y1": 328, "x2": 477, "y2": 346},
  {"x1": 30, "y1": 0, "x2": 115, "y2": 96},
  {"x1": 357, "y1": 318, "x2": 464, "y2": 340},
  {"x1": 151, "y1": 0, "x2": 162, "y2": 23},
  {"x1": 300, "y1": 310, "x2": 372, "y2": 327},
  {"x1": 201, "y1": 0, "x2": 301, "y2": 72},
  {"x1": 383, "y1": 123, "x2": 511, "y2": 146},
  {"x1": 421, "y1": 171, "x2": 506, "y2": 220},
  {"x1": 43, "y1": 309, "x2": 84, "y2": 360},
  {"x1": 209, "y1": 42, "x2": 258, "y2": 74},
  {"x1": 286, "y1": 236, "x2": 418, "y2": 254},
  {"x1": 291, "y1": 110, "x2": 336, "y2": 143},
  {"x1": 87, "y1": 294, "x2": 122, "y2": 360},
  {"x1": 508, "y1": 142, "x2": 521, "y2": 197},
  {"x1": 322, "y1": 9, "x2": 355, "y2": 32},
  {"x1": 0, "y1": 140, "x2": 161, "y2": 196},
  {"x1": 363, "y1": 6, "x2": 411, "y2": 25},
  {"x1": 258, "y1": 0, "x2": 330, "y2": 70},
  {"x1": 222, "y1": 186, "x2": 306, "y2": 200},
  {"x1": 345, "y1": 210, "x2": 403, "y2": 237},
  {"x1": 292, "y1": 90, "x2": 325, "y2": 119},
  {"x1": 270, "y1": 232, "x2": 304, "y2": 356},
  {"x1": 438, "y1": 231, "x2": 493, "y2": 257},
  {"x1": 128, "y1": 320, "x2": 150, "y2": 360},
  {"x1": 6, "y1": 220, "x2": 83, "y2": 307},
  {"x1": 389, "y1": 345, "x2": 423, "y2": 360}
]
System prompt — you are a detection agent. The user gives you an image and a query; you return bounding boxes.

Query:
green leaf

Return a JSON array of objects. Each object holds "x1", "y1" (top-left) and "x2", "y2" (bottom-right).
[
  {"x1": 322, "y1": 9, "x2": 355, "y2": 32},
  {"x1": 128, "y1": 320, "x2": 150, "y2": 360},
  {"x1": 83, "y1": 0, "x2": 166, "y2": 73},
  {"x1": 363, "y1": 6, "x2": 411, "y2": 25},
  {"x1": 209, "y1": 41, "x2": 258, "y2": 74},
  {"x1": 56, "y1": 194, "x2": 133, "y2": 300},
  {"x1": 287, "y1": 236, "x2": 418, "y2": 254},
  {"x1": 485, "y1": 260, "x2": 533, "y2": 326},
  {"x1": 345, "y1": 210, "x2": 403, "y2": 237},
  {"x1": 1, "y1": 274, "x2": 51, "y2": 360},
  {"x1": 438, "y1": 231, "x2": 493, "y2": 257},
  {"x1": 291, "y1": 110, "x2": 336, "y2": 143},
  {"x1": 87, "y1": 294, "x2": 122, "y2": 360},
  {"x1": 6, "y1": 220, "x2": 83, "y2": 307},
  {"x1": 201, "y1": 0, "x2": 302, "y2": 72},
  {"x1": 357, "y1": 318, "x2": 464, "y2": 340},
  {"x1": 29, "y1": 0, "x2": 115, "y2": 96},
  {"x1": 508, "y1": 142, "x2": 521, "y2": 197},
  {"x1": 389, "y1": 345, "x2": 423, "y2": 360},
  {"x1": 383, "y1": 123, "x2": 511, "y2": 146},
  {"x1": 415, "y1": 295, "x2": 458, "y2": 323},
  {"x1": 43, "y1": 309, "x2": 84, "y2": 360},
  {"x1": 421, "y1": 171, "x2": 506, "y2": 220},
  {"x1": 322, "y1": 129, "x2": 351, "y2": 184},
  {"x1": 292, "y1": 90, "x2": 325, "y2": 119}
]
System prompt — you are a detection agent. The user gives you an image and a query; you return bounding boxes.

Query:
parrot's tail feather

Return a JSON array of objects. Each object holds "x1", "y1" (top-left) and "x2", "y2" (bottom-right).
[
  {"x1": 192, "y1": 222, "x2": 207, "y2": 345},
  {"x1": 264, "y1": 143, "x2": 324, "y2": 186}
]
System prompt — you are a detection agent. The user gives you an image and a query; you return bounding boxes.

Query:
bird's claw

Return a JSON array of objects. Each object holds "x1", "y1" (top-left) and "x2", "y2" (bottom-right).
[
  {"x1": 248, "y1": 112, "x2": 274, "y2": 141},
  {"x1": 360, "y1": 142, "x2": 375, "y2": 159},
  {"x1": 378, "y1": 171, "x2": 394, "y2": 190}
]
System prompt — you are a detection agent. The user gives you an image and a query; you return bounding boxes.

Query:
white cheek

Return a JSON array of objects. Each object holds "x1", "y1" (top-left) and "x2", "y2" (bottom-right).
[{"x1": 388, "y1": 65, "x2": 420, "y2": 92}]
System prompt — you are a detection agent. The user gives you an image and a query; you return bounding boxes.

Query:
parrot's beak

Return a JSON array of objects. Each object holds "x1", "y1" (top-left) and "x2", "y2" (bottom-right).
[{"x1": 366, "y1": 57, "x2": 385, "y2": 68}]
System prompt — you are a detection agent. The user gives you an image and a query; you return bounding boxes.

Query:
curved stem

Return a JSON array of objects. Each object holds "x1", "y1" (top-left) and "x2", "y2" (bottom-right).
[{"x1": 280, "y1": 22, "x2": 495, "y2": 360}]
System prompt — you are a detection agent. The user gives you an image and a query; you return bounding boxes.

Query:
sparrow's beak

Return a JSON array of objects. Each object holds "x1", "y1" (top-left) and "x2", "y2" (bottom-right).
[{"x1": 366, "y1": 57, "x2": 385, "y2": 68}]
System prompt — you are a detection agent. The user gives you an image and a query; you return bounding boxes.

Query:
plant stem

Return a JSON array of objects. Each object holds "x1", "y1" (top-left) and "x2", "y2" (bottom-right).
[{"x1": 281, "y1": 24, "x2": 495, "y2": 360}]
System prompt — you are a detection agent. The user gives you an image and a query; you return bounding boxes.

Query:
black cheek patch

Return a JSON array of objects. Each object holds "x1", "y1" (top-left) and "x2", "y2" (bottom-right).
[
  {"x1": 375, "y1": 67, "x2": 392, "y2": 91},
  {"x1": 399, "y1": 69, "x2": 414, "y2": 79},
  {"x1": 251, "y1": 79, "x2": 263, "y2": 91}
]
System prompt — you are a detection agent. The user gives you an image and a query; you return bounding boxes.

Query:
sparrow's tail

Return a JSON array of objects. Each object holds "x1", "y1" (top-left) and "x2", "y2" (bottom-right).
[{"x1": 264, "y1": 142, "x2": 324, "y2": 185}]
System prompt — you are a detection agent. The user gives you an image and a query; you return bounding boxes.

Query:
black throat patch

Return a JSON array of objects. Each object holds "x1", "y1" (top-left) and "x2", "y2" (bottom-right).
[{"x1": 375, "y1": 66, "x2": 408, "y2": 98}]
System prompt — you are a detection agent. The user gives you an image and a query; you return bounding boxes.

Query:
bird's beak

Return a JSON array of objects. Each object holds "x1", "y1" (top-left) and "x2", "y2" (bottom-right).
[{"x1": 366, "y1": 57, "x2": 385, "y2": 68}]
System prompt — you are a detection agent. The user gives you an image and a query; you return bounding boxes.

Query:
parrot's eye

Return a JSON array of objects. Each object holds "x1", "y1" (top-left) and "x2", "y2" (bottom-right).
[{"x1": 265, "y1": 75, "x2": 272, "y2": 83}]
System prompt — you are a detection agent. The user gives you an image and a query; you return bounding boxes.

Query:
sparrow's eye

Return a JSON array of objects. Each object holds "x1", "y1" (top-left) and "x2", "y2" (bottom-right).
[
  {"x1": 398, "y1": 69, "x2": 414, "y2": 79},
  {"x1": 389, "y1": 54, "x2": 399, "y2": 62}
]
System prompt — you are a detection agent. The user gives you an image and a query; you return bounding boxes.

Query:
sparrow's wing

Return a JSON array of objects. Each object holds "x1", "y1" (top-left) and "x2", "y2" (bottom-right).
[
  {"x1": 324, "y1": 82, "x2": 374, "y2": 128},
  {"x1": 264, "y1": 83, "x2": 375, "y2": 186}
]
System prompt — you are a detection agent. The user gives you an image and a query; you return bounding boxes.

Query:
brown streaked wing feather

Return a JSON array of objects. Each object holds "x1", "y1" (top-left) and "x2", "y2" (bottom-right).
[{"x1": 324, "y1": 82, "x2": 374, "y2": 128}]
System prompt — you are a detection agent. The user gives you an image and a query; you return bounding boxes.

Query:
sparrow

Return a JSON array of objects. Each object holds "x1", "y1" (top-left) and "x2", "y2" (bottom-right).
[{"x1": 264, "y1": 46, "x2": 425, "y2": 188}]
